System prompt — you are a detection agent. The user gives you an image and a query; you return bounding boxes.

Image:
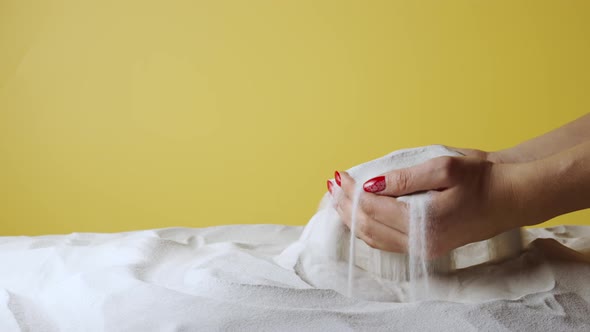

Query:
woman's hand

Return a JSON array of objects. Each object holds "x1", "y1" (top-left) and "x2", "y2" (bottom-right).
[
  {"x1": 332, "y1": 156, "x2": 527, "y2": 258},
  {"x1": 330, "y1": 114, "x2": 590, "y2": 258},
  {"x1": 445, "y1": 146, "x2": 506, "y2": 163}
]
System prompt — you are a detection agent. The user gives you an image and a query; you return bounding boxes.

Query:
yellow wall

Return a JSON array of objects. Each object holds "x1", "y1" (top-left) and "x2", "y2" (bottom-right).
[{"x1": 1, "y1": 0, "x2": 589, "y2": 235}]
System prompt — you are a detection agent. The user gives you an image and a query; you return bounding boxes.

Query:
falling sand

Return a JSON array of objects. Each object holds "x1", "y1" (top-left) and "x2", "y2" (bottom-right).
[
  {"x1": 347, "y1": 185, "x2": 363, "y2": 297},
  {"x1": 347, "y1": 187, "x2": 434, "y2": 301},
  {"x1": 404, "y1": 194, "x2": 433, "y2": 300}
]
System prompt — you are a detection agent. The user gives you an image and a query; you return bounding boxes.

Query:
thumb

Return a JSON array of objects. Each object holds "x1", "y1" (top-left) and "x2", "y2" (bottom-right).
[{"x1": 363, "y1": 156, "x2": 457, "y2": 196}]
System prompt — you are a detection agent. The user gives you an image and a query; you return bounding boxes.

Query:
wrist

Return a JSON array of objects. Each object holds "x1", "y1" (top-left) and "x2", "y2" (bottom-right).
[
  {"x1": 487, "y1": 150, "x2": 522, "y2": 164},
  {"x1": 488, "y1": 162, "x2": 535, "y2": 231},
  {"x1": 506, "y1": 161, "x2": 545, "y2": 227},
  {"x1": 507, "y1": 153, "x2": 580, "y2": 228}
]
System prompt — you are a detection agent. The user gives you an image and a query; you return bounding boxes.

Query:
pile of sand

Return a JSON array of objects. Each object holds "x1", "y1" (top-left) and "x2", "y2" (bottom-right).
[{"x1": 0, "y1": 225, "x2": 589, "y2": 330}]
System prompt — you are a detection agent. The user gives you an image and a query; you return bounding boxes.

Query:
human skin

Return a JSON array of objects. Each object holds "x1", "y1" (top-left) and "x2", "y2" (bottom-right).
[
  {"x1": 453, "y1": 113, "x2": 590, "y2": 163},
  {"x1": 330, "y1": 113, "x2": 590, "y2": 258}
]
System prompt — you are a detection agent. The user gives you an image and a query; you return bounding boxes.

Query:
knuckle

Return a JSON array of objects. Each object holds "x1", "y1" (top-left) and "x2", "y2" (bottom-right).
[
  {"x1": 437, "y1": 156, "x2": 455, "y2": 171},
  {"x1": 359, "y1": 219, "x2": 377, "y2": 248},
  {"x1": 437, "y1": 156, "x2": 458, "y2": 182},
  {"x1": 400, "y1": 218, "x2": 410, "y2": 235},
  {"x1": 387, "y1": 236, "x2": 408, "y2": 254},
  {"x1": 360, "y1": 197, "x2": 375, "y2": 218},
  {"x1": 393, "y1": 170, "x2": 411, "y2": 193},
  {"x1": 334, "y1": 199, "x2": 341, "y2": 209},
  {"x1": 339, "y1": 214, "x2": 350, "y2": 227},
  {"x1": 367, "y1": 210, "x2": 378, "y2": 223},
  {"x1": 360, "y1": 224, "x2": 378, "y2": 248},
  {"x1": 399, "y1": 236, "x2": 409, "y2": 253},
  {"x1": 334, "y1": 202, "x2": 343, "y2": 215},
  {"x1": 358, "y1": 217, "x2": 370, "y2": 235},
  {"x1": 364, "y1": 237, "x2": 378, "y2": 249}
]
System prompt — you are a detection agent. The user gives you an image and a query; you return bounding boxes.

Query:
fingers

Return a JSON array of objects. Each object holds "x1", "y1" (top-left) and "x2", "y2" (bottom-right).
[
  {"x1": 338, "y1": 171, "x2": 356, "y2": 199},
  {"x1": 337, "y1": 171, "x2": 410, "y2": 233},
  {"x1": 335, "y1": 195, "x2": 408, "y2": 253},
  {"x1": 362, "y1": 156, "x2": 464, "y2": 196}
]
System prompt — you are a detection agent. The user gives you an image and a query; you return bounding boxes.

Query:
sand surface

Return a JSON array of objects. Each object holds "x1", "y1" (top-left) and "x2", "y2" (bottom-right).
[{"x1": 1, "y1": 225, "x2": 590, "y2": 331}]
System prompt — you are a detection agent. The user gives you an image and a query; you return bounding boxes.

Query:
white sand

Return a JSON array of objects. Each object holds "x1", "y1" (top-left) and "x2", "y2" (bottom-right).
[
  {"x1": 0, "y1": 146, "x2": 588, "y2": 330},
  {"x1": 1, "y1": 225, "x2": 590, "y2": 331}
]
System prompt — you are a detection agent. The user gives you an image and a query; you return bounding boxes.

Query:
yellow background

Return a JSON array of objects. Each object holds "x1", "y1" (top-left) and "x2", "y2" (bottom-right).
[{"x1": 1, "y1": 0, "x2": 589, "y2": 235}]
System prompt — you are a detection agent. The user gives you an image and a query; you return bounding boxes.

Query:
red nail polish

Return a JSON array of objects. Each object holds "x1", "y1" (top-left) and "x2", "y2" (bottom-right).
[
  {"x1": 334, "y1": 171, "x2": 341, "y2": 187},
  {"x1": 363, "y1": 176, "x2": 386, "y2": 193},
  {"x1": 327, "y1": 180, "x2": 334, "y2": 194}
]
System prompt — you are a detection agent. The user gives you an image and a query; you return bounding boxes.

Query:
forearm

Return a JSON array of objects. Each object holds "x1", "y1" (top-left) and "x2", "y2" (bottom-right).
[
  {"x1": 490, "y1": 113, "x2": 590, "y2": 163},
  {"x1": 513, "y1": 141, "x2": 590, "y2": 227}
]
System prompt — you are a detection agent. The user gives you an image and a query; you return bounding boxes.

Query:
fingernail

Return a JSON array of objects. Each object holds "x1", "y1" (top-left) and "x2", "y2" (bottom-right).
[
  {"x1": 334, "y1": 171, "x2": 341, "y2": 186},
  {"x1": 363, "y1": 176, "x2": 386, "y2": 193},
  {"x1": 327, "y1": 180, "x2": 334, "y2": 194}
]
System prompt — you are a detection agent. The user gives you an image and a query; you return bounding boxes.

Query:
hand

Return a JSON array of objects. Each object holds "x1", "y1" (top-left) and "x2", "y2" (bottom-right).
[
  {"x1": 332, "y1": 156, "x2": 526, "y2": 258},
  {"x1": 446, "y1": 146, "x2": 509, "y2": 163},
  {"x1": 446, "y1": 147, "x2": 490, "y2": 160}
]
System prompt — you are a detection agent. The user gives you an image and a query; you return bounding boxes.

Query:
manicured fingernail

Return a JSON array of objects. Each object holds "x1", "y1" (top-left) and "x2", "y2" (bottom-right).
[
  {"x1": 334, "y1": 171, "x2": 341, "y2": 186},
  {"x1": 363, "y1": 176, "x2": 386, "y2": 193},
  {"x1": 327, "y1": 180, "x2": 334, "y2": 194}
]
